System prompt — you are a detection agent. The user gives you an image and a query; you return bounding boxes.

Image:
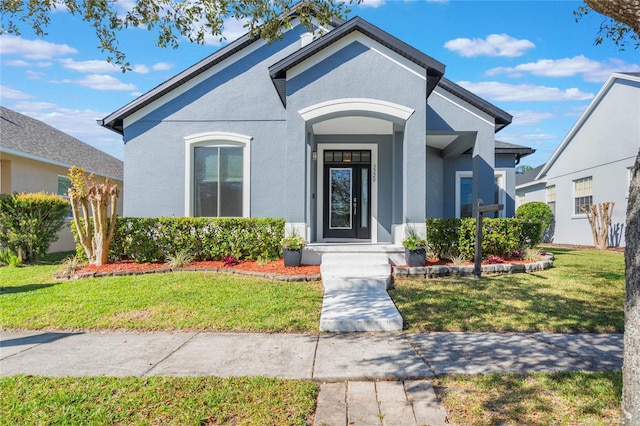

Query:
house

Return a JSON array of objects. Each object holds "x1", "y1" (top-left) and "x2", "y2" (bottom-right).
[
  {"x1": 100, "y1": 13, "x2": 532, "y2": 255},
  {"x1": 516, "y1": 73, "x2": 640, "y2": 247},
  {"x1": 0, "y1": 106, "x2": 124, "y2": 252}
]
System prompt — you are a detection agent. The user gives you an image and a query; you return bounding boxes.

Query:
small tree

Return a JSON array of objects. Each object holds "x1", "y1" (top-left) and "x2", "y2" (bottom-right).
[
  {"x1": 516, "y1": 201, "x2": 554, "y2": 243},
  {"x1": 68, "y1": 167, "x2": 120, "y2": 265},
  {"x1": 0, "y1": 192, "x2": 69, "y2": 263},
  {"x1": 582, "y1": 202, "x2": 615, "y2": 250}
]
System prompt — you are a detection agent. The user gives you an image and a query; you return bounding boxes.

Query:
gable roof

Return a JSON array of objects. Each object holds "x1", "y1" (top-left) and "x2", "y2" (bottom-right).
[
  {"x1": 1, "y1": 106, "x2": 123, "y2": 180},
  {"x1": 100, "y1": 8, "x2": 345, "y2": 135},
  {"x1": 515, "y1": 164, "x2": 545, "y2": 187},
  {"x1": 535, "y1": 72, "x2": 640, "y2": 180},
  {"x1": 438, "y1": 78, "x2": 512, "y2": 132},
  {"x1": 268, "y1": 16, "x2": 446, "y2": 105}
]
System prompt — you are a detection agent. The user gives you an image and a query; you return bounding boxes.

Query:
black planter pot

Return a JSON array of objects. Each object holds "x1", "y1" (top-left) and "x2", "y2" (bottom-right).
[
  {"x1": 283, "y1": 248, "x2": 302, "y2": 267},
  {"x1": 405, "y1": 248, "x2": 426, "y2": 267}
]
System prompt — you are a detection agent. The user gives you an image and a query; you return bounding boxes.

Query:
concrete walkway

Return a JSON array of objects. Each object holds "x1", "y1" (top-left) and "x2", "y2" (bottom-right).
[{"x1": 0, "y1": 331, "x2": 623, "y2": 425}]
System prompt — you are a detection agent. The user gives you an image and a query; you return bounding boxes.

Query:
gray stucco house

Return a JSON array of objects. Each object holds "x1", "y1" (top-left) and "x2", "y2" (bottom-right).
[
  {"x1": 516, "y1": 73, "x2": 640, "y2": 247},
  {"x1": 101, "y1": 14, "x2": 532, "y2": 249}
]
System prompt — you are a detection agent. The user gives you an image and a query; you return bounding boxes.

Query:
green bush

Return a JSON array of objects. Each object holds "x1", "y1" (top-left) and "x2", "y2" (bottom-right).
[
  {"x1": 516, "y1": 201, "x2": 553, "y2": 240},
  {"x1": 426, "y1": 217, "x2": 543, "y2": 260},
  {"x1": 426, "y1": 218, "x2": 461, "y2": 259},
  {"x1": 0, "y1": 192, "x2": 69, "y2": 263},
  {"x1": 77, "y1": 217, "x2": 285, "y2": 263}
]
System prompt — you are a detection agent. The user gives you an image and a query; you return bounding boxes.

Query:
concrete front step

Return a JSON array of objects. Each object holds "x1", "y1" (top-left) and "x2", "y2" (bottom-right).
[
  {"x1": 321, "y1": 263, "x2": 391, "y2": 279},
  {"x1": 321, "y1": 253, "x2": 390, "y2": 265},
  {"x1": 320, "y1": 289, "x2": 403, "y2": 332},
  {"x1": 323, "y1": 277, "x2": 391, "y2": 292}
]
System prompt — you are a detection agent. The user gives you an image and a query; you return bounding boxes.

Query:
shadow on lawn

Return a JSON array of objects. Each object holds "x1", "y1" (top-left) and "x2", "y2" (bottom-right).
[{"x1": 0, "y1": 283, "x2": 58, "y2": 295}]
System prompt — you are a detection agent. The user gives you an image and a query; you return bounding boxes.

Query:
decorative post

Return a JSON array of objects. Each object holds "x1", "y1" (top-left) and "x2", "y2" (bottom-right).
[{"x1": 474, "y1": 199, "x2": 504, "y2": 279}]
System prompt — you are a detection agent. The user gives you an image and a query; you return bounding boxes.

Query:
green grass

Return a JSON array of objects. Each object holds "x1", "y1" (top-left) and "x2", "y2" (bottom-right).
[
  {"x1": 390, "y1": 248, "x2": 625, "y2": 332},
  {"x1": 434, "y1": 371, "x2": 622, "y2": 425},
  {"x1": 0, "y1": 265, "x2": 323, "y2": 332},
  {"x1": 0, "y1": 375, "x2": 317, "y2": 425}
]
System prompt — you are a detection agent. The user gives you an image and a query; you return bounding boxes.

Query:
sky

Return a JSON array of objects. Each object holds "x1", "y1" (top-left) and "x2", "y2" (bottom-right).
[{"x1": 1, "y1": 0, "x2": 638, "y2": 167}]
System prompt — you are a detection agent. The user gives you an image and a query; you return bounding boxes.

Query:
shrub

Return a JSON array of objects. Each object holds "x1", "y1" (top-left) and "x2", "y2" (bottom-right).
[
  {"x1": 86, "y1": 217, "x2": 285, "y2": 263},
  {"x1": 0, "y1": 192, "x2": 69, "y2": 263},
  {"x1": 166, "y1": 250, "x2": 194, "y2": 268},
  {"x1": 0, "y1": 248, "x2": 23, "y2": 267},
  {"x1": 426, "y1": 218, "x2": 461, "y2": 259},
  {"x1": 516, "y1": 201, "x2": 553, "y2": 244}
]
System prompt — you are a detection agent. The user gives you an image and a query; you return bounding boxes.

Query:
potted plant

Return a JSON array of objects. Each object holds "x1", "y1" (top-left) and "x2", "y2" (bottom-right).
[
  {"x1": 281, "y1": 230, "x2": 306, "y2": 267},
  {"x1": 403, "y1": 227, "x2": 427, "y2": 267}
]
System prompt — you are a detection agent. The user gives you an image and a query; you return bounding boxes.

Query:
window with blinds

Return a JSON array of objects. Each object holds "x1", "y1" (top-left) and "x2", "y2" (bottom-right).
[
  {"x1": 573, "y1": 177, "x2": 592, "y2": 215},
  {"x1": 546, "y1": 185, "x2": 556, "y2": 216}
]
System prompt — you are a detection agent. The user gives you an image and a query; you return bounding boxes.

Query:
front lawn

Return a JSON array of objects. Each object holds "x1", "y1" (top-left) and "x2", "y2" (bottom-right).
[
  {"x1": 0, "y1": 265, "x2": 323, "y2": 332},
  {"x1": 0, "y1": 375, "x2": 317, "y2": 425},
  {"x1": 390, "y1": 248, "x2": 625, "y2": 332}
]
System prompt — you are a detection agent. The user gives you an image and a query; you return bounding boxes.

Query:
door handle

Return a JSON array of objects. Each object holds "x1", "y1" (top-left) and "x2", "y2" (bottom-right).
[{"x1": 353, "y1": 197, "x2": 357, "y2": 216}]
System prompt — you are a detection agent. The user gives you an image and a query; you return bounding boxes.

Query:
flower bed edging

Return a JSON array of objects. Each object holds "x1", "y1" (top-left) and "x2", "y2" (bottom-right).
[
  {"x1": 72, "y1": 267, "x2": 321, "y2": 282},
  {"x1": 393, "y1": 253, "x2": 554, "y2": 279}
]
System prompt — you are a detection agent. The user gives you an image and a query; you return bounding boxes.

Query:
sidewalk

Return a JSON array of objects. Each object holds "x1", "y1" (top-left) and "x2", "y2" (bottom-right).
[{"x1": 0, "y1": 331, "x2": 623, "y2": 425}]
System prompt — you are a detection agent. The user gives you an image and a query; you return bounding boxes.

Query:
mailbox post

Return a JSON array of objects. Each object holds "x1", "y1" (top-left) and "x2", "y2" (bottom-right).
[{"x1": 474, "y1": 199, "x2": 504, "y2": 279}]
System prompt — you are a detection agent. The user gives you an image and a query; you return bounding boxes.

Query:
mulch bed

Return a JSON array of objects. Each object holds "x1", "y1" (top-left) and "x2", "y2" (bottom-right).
[{"x1": 76, "y1": 259, "x2": 321, "y2": 278}]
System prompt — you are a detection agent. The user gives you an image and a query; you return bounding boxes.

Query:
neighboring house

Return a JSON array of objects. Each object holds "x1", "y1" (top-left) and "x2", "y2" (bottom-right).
[
  {"x1": 0, "y1": 106, "x2": 124, "y2": 252},
  {"x1": 516, "y1": 73, "x2": 640, "y2": 247},
  {"x1": 100, "y1": 13, "x2": 532, "y2": 247}
]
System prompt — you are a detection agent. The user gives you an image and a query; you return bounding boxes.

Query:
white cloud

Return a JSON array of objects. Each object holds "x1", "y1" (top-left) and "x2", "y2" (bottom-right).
[
  {"x1": 152, "y1": 62, "x2": 173, "y2": 71},
  {"x1": 3, "y1": 59, "x2": 30, "y2": 67},
  {"x1": 0, "y1": 35, "x2": 78, "y2": 59},
  {"x1": 0, "y1": 85, "x2": 33, "y2": 100},
  {"x1": 509, "y1": 110, "x2": 555, "y2": 126},
  {"x1": 26, "y1": 70, "x2": 46, "y2": 80},
  {"x1": 444, "y1": 34, "x2": 535, "y2": 57},
  {"x1": 202, "y1": 17, "x2": 249, "y2": 46},
  {"x1": 359, "y1": 0, "x2": 385, "y2": 7},
  {"x1": 60, "y1": 58, "x2": 119, "y2": 73},
  {"x1": 457, "y1": 81, "x2": 594, "y2": 102},
  {"x1": 132, "y1": 64, "x2": 150, "y2": 74},
  {"x1": 61, "y1": 74, "x2": 137, "y2": 91},
  {"x1": 12, "y1": 102, "x2": 124, "y2": 160},
  {"x1": 486, "y1": 55, "x2": 640, "y2": 83}
]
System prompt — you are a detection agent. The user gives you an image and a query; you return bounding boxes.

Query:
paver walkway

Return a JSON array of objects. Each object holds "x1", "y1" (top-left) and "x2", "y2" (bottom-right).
[{"x1": 1, "y1": 331, "x2": 623, "y2": 425}]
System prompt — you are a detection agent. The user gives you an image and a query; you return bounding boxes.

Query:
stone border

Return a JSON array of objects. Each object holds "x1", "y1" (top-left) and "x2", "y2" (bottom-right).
[
  {"x1": 72, "y1": 267, "x2": 321, "y2": 282},
  {"x1": 393, "y1": 253, "x2": 554, "y2": 279}
]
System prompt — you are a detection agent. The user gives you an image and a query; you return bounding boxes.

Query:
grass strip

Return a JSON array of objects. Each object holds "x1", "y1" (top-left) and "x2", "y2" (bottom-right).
[
  {"x1": 1, "y1": 375, "x2": 317, "y2": 425},
  {"x1": 433, "y1": 371, "x2": 622, "y2": 425}
]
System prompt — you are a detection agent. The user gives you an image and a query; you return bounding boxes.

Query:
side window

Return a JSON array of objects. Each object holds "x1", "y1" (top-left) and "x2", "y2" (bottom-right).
[
  {"x1": 573, "y1": 177, "x2": 592, "y2": 215},
  {"x1": 455, "y1": 171, "x2": 506, "y2": 218},
  {"x1": 546, "y1": 185, "x2": 556, "y2": 217},
  {"x1": 57, "y1": 175, "x2": 72, "y2": 218}
]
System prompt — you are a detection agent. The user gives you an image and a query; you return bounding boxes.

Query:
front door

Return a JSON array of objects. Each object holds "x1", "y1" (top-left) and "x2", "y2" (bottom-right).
[{"x1": 323, "y1": 150, "x2": 371, "y2": 239}]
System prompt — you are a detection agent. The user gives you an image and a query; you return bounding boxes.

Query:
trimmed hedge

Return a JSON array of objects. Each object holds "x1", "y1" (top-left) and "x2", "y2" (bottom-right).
[
  {"x1": 426, "y1": 218, "x2": 543, "y2": 260},
  {"x1": 73, "y1": 217, "x2": 285, "y2": 263}
]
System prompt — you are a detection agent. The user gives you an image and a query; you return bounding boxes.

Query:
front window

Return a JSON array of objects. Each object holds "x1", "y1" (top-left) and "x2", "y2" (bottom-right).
[
  {"x1": 573, "y1": 177, "x2": 592, "y2": 215},
  {"x1": 456, "y1": 171, "x2": 506, "y2": 218},
  {"x1": 185, "y1": 132, "x2": 251, "y2": 217},
  {"x1": 57, "y1": 175, "x2": 72, "y2": 218}
]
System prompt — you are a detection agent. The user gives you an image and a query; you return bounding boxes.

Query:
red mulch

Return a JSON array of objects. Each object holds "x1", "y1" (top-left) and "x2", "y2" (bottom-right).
[{"x1": 77, "y1": 259, "x2": 321, "y2": 276}]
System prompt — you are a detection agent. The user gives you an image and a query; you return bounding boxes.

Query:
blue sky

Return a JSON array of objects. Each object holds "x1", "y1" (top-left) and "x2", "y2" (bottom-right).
[{"x1": 1, "y1": 0, "x2": 638, "y2": 167}]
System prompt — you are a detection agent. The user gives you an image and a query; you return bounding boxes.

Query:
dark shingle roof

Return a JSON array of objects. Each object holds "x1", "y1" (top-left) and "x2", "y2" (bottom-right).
[
  {"x1": 515, "y1": 164, "x2": 545, "y2": 187},
  {"x1": 1, "y1": 106, "x2": 123, "y2": 180}
]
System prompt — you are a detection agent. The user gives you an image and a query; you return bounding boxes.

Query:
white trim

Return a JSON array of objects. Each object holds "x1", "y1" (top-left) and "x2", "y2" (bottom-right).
[
  {"x1": 571, "y1": 176, "x2": 592, "y2": 218},
  {"x1": 287, "y1": 31, "x2": 426, "y2": 81},
  {"x1": 431, "y1": 87, "x2": 494, "y2": 127},
  {"x1": 317, "y1": 143, "x2": 378, "y2": 243},
  {"x1": 299, "y1": 98, "x2": 414, "y2": 123},
  {"x1": 184, "y1": 132, "x2": 252, "y2": 217},
  {"x1": 455, "y1": 170, "x2": 506, "y2": 218}
]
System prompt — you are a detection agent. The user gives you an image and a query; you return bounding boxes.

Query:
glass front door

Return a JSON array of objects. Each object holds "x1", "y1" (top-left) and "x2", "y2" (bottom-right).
[{"x1": 323, "y1": 150, "x2": 371, "y2": 239}]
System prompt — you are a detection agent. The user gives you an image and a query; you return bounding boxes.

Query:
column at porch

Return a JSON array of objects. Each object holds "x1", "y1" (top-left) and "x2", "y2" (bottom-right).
[
  {"x1": 472, "y1": 126, "x2": 496, "y2": 216},
  {"x1": 401, "y1": 108, "x2": 427, "y2": 240},
  {"x1": 284, "y1": 113, "x2": 309, "y2": 239}
]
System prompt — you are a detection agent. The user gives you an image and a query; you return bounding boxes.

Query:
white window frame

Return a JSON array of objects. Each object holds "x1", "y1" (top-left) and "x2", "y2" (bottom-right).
[
  {"x1": 546, "y1": 185, "x2": 556, "y2": 216},
  {"x1": 455, "y1": 170, "x2": 506, "y2": 218},
  {"x1": 57, "y1": 174, "x2": 73, "y2": 218},
  {"x1": 572, "y1": 176, "x2": 592, "y2": 217},
  {"x1": 184, "y1": 132, "x2": 251, "y2": 217}
]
